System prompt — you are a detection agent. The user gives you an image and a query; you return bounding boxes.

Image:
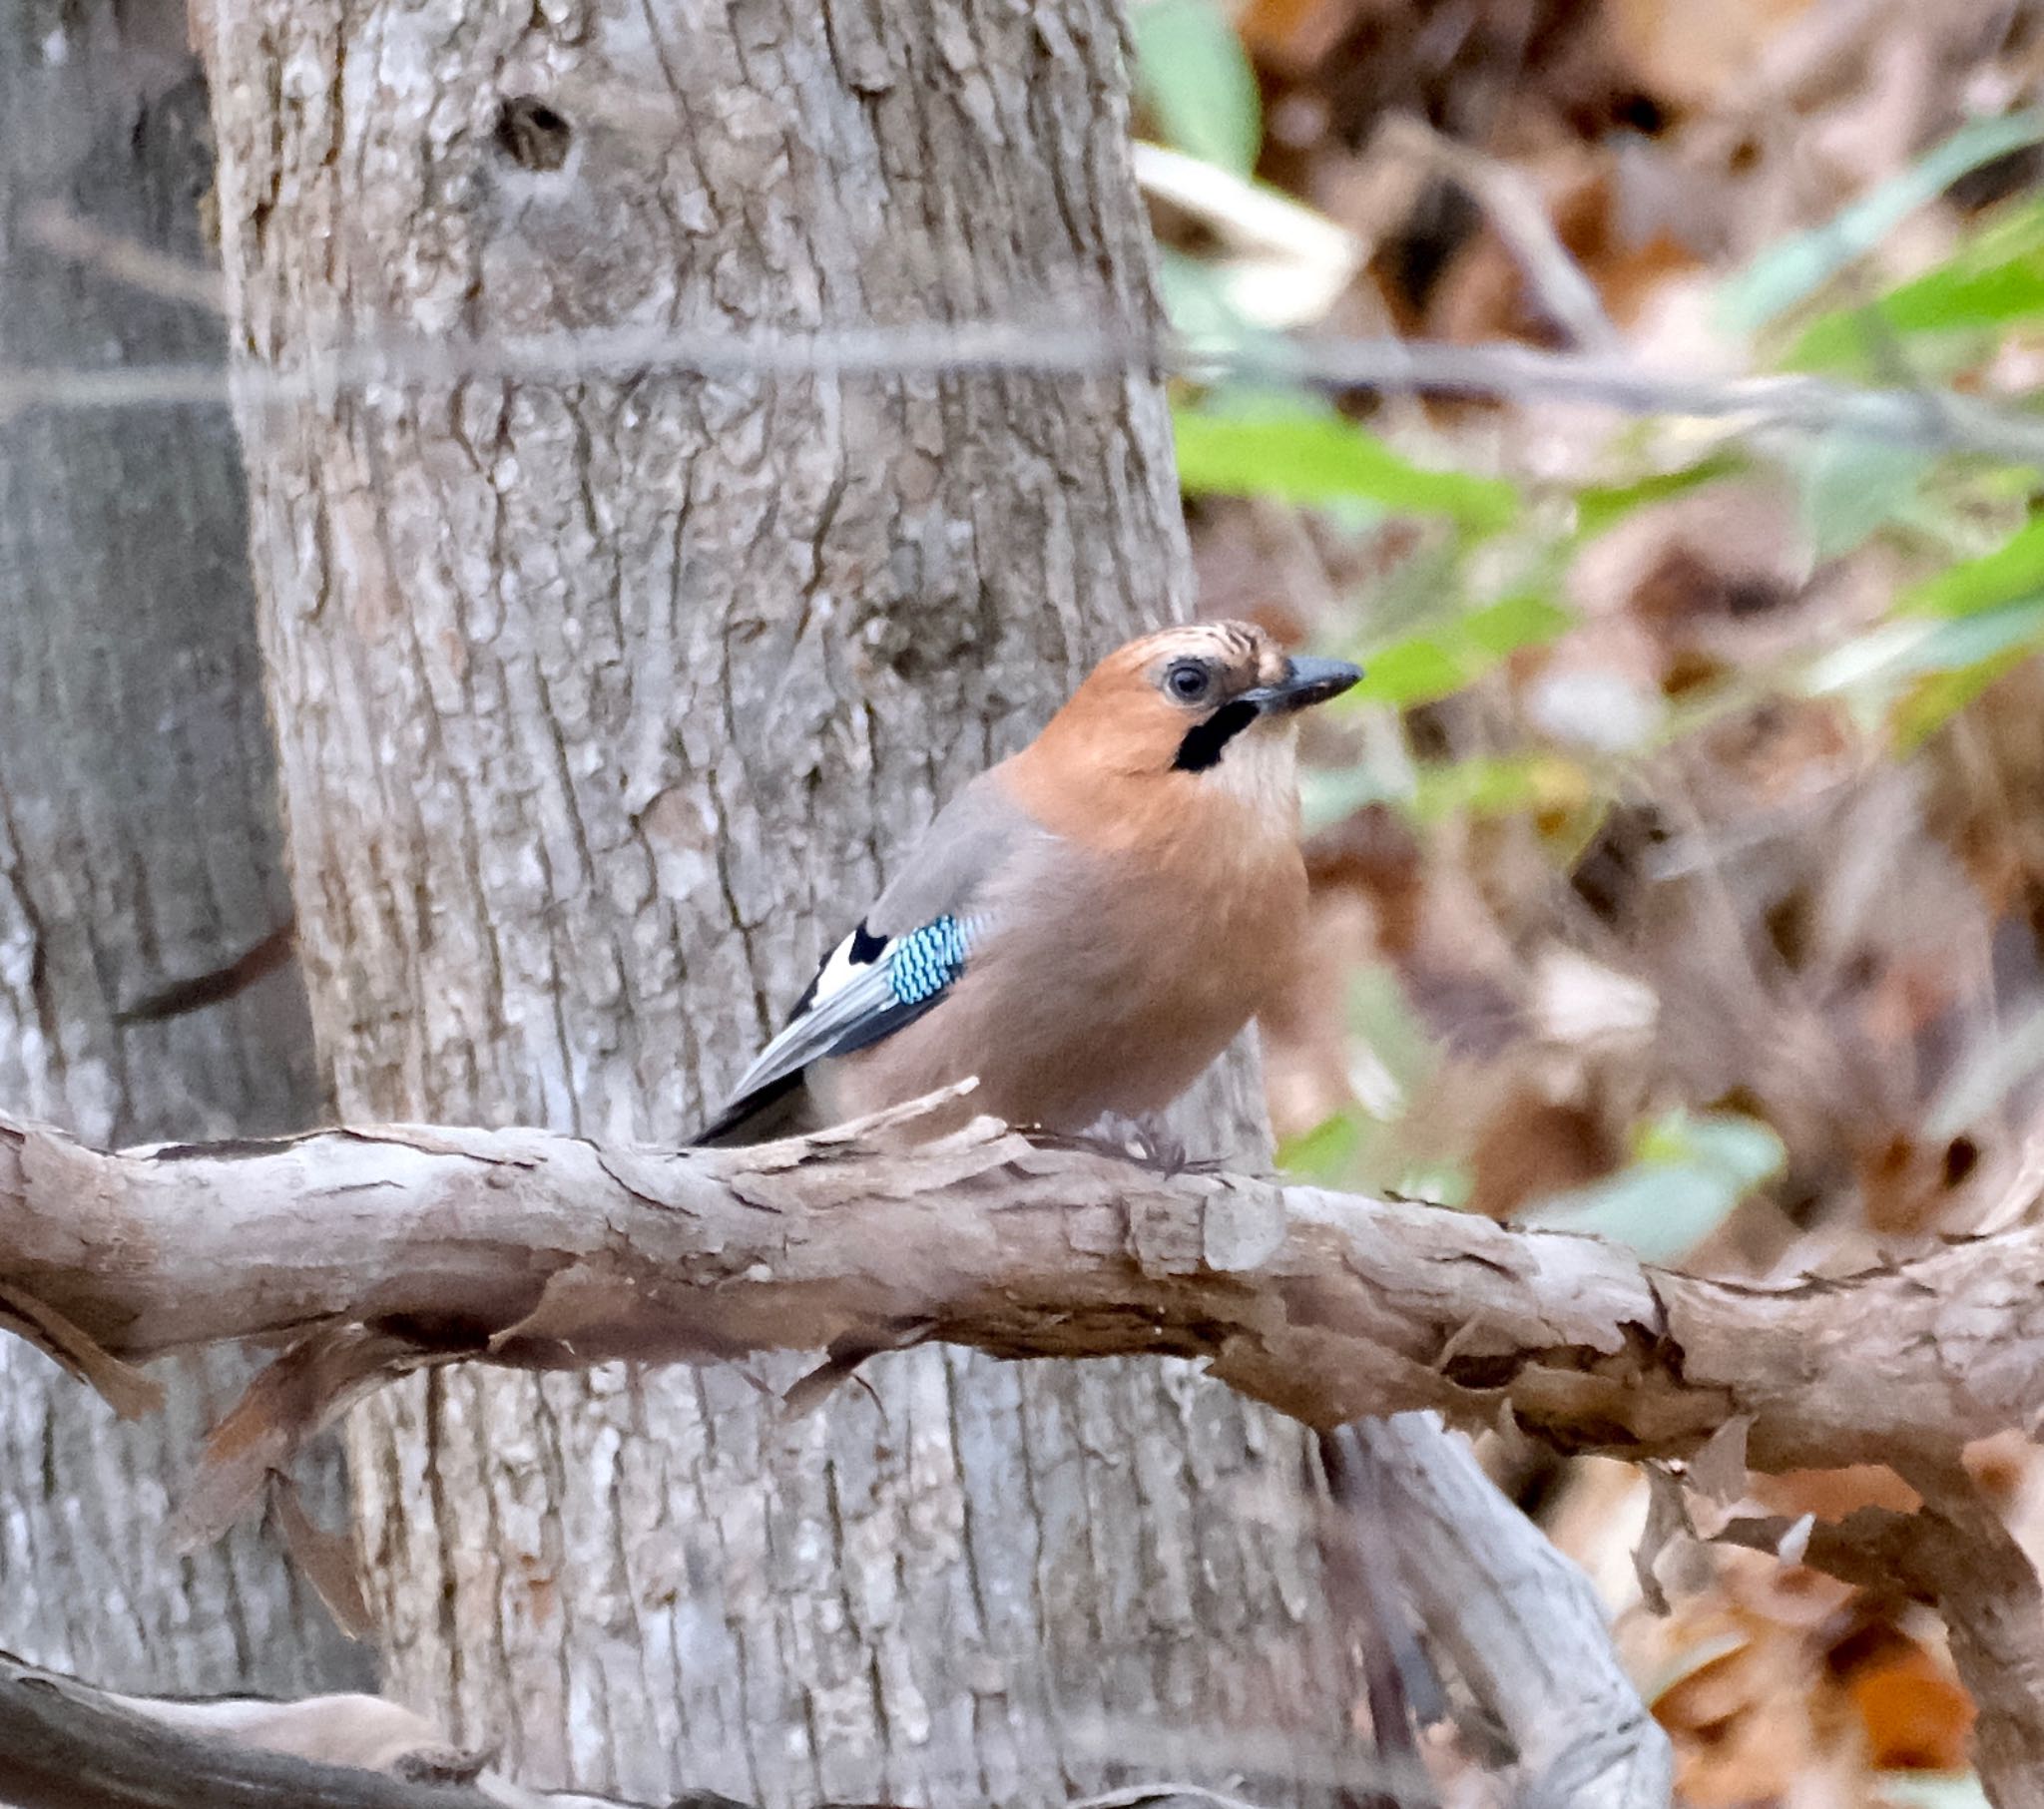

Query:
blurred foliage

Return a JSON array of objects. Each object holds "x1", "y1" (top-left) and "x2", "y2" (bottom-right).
[
  {"x1": 1788, "y1": 194, "x2": 2044, "y2": 372},
  {"x1": 1137, "y1": 3, "x2": 2044, "y2": 1798},
  {"x1": 1131, "y1": 0, "x2": 1263, "y2": 177},
  {"x1": 1174, "y1": 395, "x2": 1520, "y2": 528},
  {"x1": 1528, "y1": 1109, "x2": 1787, "y2": 1261},
  {"x1": 1137, "y1": 18, "x2": 2044, "y2": 1212},
  {"x1": 1723, "y1": 111, "x2": 2044, "y2": 332}
]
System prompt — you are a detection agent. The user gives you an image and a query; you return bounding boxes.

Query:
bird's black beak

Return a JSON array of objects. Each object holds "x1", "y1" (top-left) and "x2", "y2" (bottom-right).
[{"x1": 1239, "y1": 655, "x2": 1363, "y2": 716}]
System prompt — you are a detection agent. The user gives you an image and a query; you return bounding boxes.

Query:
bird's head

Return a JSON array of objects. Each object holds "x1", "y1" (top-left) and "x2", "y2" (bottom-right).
[{"x1": 1033, "y1": 620, "x2": 1359, "y2": 790}]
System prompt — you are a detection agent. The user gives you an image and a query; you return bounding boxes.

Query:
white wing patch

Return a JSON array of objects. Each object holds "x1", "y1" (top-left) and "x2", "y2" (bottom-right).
[{"x1": 808, "y1": 925, "x2": 878, "y2": 1007}]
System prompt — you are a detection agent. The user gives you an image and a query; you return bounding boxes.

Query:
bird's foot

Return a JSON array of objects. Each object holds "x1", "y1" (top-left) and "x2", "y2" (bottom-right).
[{"x1": 1072, "y1": 1114, "x2": 1229, "y2": 1175}]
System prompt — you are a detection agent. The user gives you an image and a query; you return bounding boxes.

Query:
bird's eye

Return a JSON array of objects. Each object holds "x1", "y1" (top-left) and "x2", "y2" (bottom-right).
[{"x1": 1165, "y1": 660, "x2": 1212, "y2": 703}]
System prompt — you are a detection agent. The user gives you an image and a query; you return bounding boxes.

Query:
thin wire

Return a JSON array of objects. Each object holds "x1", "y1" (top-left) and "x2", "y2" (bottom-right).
[{"x1": 3, "y1": 321, "x2": 2042, "y2": 465}]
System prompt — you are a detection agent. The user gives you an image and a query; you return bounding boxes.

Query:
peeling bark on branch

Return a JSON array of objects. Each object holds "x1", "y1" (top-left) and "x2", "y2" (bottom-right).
[
  {"x1": 2, "y1": 1105, "x2": 2034, "y2": 1488},
  {"x1": 0, "y1": 1643, "x2": 1460, "y2": 1809}
]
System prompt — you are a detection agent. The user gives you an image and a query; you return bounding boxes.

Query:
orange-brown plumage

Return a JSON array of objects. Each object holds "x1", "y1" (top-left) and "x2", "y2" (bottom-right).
[{"x1": 697, "y1": 622, "x2": 1359, "y2": 1145}]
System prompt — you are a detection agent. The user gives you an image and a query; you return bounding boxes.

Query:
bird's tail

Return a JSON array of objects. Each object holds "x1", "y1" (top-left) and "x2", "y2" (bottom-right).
[{"x1": 691, "y1": 1071, "x2": 815, "y2": 1146}]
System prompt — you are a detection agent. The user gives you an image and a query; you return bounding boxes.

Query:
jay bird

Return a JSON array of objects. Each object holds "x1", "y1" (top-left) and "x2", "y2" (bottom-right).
[
  {"x1": 697, "y1": 624, "x2": 1443, "y2": 1757},
  {"x1": 697, "y1": 621, "x2": 1360, "y2": 1145}
]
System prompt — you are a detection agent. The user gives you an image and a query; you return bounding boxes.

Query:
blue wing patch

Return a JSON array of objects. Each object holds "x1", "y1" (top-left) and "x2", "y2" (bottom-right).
[
  {"x1": 703, "y1": 913, "x2": 983, "y2": 1130},
  {"x1": 888, "y1": 915, "x2": 971, "y2": 1006}
]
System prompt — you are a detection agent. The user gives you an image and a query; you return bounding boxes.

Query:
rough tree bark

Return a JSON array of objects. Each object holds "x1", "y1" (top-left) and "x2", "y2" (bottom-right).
[
  {"x1": 203, "y1": 2, "x2": 1355, "y2": 1802},
  {"x1": 0, "y1": 0, "x2": 365, "y2": 1696}
]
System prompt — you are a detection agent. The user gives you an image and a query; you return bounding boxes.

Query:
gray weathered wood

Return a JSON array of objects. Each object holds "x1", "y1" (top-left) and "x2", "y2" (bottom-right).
[
  {"x1": 1355, "y1": 1417, "x2": 1674, "y2": 1809},
  {"x1": 0, "y1": 1649, "x2": 493, "y2": 1809}
]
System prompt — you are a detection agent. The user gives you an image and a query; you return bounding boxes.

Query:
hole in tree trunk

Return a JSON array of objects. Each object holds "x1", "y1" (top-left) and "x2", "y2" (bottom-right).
[{"x1": 493, "y1": 97, "x2": 573, "y2": 172}]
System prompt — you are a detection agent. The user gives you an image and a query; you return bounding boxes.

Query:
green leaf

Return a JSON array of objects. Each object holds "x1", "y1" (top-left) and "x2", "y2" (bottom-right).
[
  {"x1": 1792, "y1": 263, "x2": 2044, "y2": 369},
  {"x1": 1788, "y1": 197, "x2": 2044, "y2": 369},
  {"x1": 1350, "y1": 639, "x2": 1471, "y2": 707},
  {"x1": 1906, "y1": 510, "x2": 2044, "y2": 616},
  {"x1": 1793, "y1": 434, "x2": 1932, "y2": 560},
  {"x1": 1132, "y1": 0, "x2": 1262, "y2": 178},
  {"x1": 1653, "y1": 1111, "x2": 1786, "y2": 1188},
  {"x1": 1277, "y1": 1110, "x2": 1365, "y2": 1181},
  {"x1": 1892, "y1": 647, "x2": 2029, "y2": 748},
  {"x1": 1810, "y1": 507, "x2": 2044, "y2": 708},
  {"x1": 1348, "y1": 593, "x2": 1571, "y2": 708},
  {"x1": 1406, "y1": 752, "x2": 1591, "y2": 822},
  {"x1": 1157, "y1": 245, "x2": 1252, "y2": 341},
  {"x1": 1722, "y1": 109, "x2": 2044, "y2": 332},
  {"x1": 1173, "y1": 401, "x2": 1520, "y2": 529},
  {"x1": 1530, "y1": 1111, "x2": 1785, "y2": 1262},
  {"x1": 1532, "y1": 1166, "x2": 1743, "y2": 1263},
  {"x1": 1344, "y1": 965, "x2": 1439, "y2": 1103},
  {"x1": 1169, "y1": 398, "x2": 1520, "y2": 527},
  {"x1": 1393, "y1": 1161, "x2": 1470, "y2": 1208},
  {"x1": 1460, "y1": 591, "x2": 1572, "y2": 657},
  {"x1": 1574, "y1": 454, "x2": 1747, "y2": 538},
  {"x1": 1806, "y1": 595, "x2": 2044, "y2": 697},
  {"x1": 1908, "y1": 596, "x2": 2044, "y2": 667},
  {"x1": 1298, "y1": 764, "x2": 1399, "y2": 832}
]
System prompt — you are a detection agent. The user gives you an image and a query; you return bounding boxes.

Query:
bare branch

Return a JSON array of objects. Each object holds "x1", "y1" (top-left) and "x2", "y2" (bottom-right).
[
  {"x1": 19, "y1": 204, "x2": 227, "y2": 315},
  {"x1": 1720, "y1": 1470, "x2": 2044, "y2": 1809},
  {"x1": 0, "y1": 1648, "x2": 528, "y2": 1809},
  {"x1": 1356, "y1": 1416, "x2": 1674, "y2": 1809},
  {"x1": 2, "y1": 1104, "x2": 2041, "y2": 1507},
  {"x1": 1906, "y1": 1474, "x2": 2044, "y2": 1809}
]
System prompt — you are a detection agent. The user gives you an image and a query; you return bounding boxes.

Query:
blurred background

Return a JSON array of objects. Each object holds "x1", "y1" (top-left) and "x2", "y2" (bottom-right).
[{"x1": 1134, "y1": 0, "x2": 2044, "y2": 1800}]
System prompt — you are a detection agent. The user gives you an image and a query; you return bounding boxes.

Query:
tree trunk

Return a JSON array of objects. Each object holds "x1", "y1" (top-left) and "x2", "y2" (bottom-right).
[
  {"x1": 205, "y1": 1, "x2": 1352, "y2": 1801},
  {"x1": 0, "y1": 0, "x2": 368, "y2": 1696}
]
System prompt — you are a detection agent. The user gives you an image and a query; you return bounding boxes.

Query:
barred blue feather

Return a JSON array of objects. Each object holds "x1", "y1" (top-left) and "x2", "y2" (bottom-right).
[{"x1": 888, "y1": 915, "x2": 971, "y2": 1006}]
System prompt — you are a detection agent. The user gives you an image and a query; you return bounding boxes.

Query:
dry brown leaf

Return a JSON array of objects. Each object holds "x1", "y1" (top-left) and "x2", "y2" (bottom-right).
[
  {"x1": 175, "y1": 1326, "x2": 425, "y2": 1549},
  {"x1": 1607, "y1": 0, "x2": 1817, "y2": 108},
  {"x1": 0, "y1": 1280, "x2": 165, "y2": 1419},
  {"x1": 1467, "y1": 1089, "x2": 1615, "y2": 1220},
  {"x1": 1753, "y1": 1465, "x2": 1925, "y2": 1523},
  {"x1": 269, "y1": 1473, "x2": 374, "y2": 1639},
  {"x1": 1237, "y1": 0, "x2": 1370, "y2": 76},
  {"x1": 1653, "y1": 1612, "x2": 1828, "y2": 1806},
  {"x1": 1843, "y1": 1637, "x2": 1976, "y2": 1772},
  {"x1": 1961, "y1": 1430, "x2": 2032, "y2": 1511}
]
